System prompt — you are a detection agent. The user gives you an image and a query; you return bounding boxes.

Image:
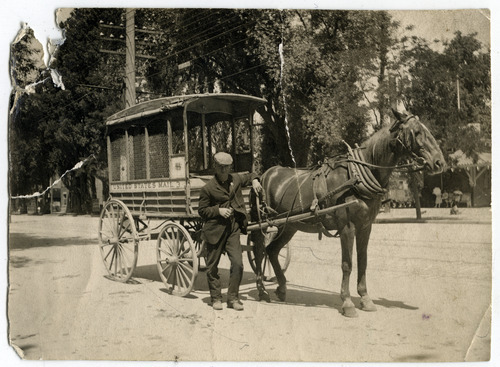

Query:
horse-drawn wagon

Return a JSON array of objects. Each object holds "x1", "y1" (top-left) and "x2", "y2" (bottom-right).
[
  {"x1": 98, "y1": 93, "x2": 446, "y2": 316},
  {"x1": 98, "y1": 93, "x2": 300, "y2": 296}
]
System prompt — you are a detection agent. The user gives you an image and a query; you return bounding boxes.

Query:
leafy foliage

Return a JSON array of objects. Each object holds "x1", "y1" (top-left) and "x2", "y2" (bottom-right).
[
  {"x1": 397, "y1": 31, "x2": 491, "y2": 161},
  {"x1": 10, "y1": 9, "x2": 489, "y2": 213},
  {"x1": 136, "y1": 9, "x2": 396, "y2": 166},
  {"x1": 10, "y1": 9, "x2": 125, "y2": 212}
]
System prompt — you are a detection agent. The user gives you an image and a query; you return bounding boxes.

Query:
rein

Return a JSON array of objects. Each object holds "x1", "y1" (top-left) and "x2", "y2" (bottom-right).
[{"x1": 332, "y1": 155, "x2": 426, "y2": 172}]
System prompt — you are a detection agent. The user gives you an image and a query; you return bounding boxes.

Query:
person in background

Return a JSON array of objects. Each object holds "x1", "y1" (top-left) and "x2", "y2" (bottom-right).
[
  {"x1": 198, "y1": 152, "x2": 262, "y2": 311},
  {"x1": 450, "y1": 189, "x2": 463, "y2": 215},
  {"x1": 442, "y1": 190, "x2": 449, "y2": 208},
  {"x1": 432, "y1": 186, "x2": 442, "y2": 208}
]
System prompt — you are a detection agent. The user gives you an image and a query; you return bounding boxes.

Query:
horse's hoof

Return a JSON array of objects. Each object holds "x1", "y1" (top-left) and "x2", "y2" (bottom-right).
[
  {"x1": 342, "y1": 306, "x2": 359, "y2": 318},
  {"x1": 360, "y1": 297, "x2": 377, "y2": 312},
  {"x1": 259, "y1": 291, "x2": 271, "y2": 303},
  {"x1": 275, "y1": 287, "x2": 286, "y2": 302}
]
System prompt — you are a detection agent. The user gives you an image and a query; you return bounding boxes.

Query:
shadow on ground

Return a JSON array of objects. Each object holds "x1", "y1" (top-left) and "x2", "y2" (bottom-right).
[
  {"x1": 242, "y1": 283, "x2": 419, "y2": 312},
  {"x1": 9, "y1": 232, "x2": 92, "y2": 250},
  {"x1": 133, "y1": 264, "x2": 259, "y2": 295},
  {"x1": 129, "y1": 266, "x2": 419, "y2": 312}
]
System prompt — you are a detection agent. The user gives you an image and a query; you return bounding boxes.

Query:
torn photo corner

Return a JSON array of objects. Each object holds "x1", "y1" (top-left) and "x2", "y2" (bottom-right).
[{"x1": 4, "y1": 4, "x2": 495, "y2": 365}]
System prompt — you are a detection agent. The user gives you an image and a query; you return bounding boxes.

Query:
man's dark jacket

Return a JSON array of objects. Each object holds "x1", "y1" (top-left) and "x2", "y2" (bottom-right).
[{"x1": 198, "y1": 172, "x2": 257, "y2": 244}]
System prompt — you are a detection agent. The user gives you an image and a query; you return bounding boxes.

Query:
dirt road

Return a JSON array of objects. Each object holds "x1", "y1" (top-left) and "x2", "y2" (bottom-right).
[{"x1": 6, "y1": 208, "x2": 492, "y2": 362}]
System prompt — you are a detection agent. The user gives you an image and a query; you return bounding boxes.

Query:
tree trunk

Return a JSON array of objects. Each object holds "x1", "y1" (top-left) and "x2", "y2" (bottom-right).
[
  {"x1": 408, "y1": 171, "x2": 424, "y2": 219},
  {"x1": 413, "y1": 186, "x2": 422, "y2": 219}
]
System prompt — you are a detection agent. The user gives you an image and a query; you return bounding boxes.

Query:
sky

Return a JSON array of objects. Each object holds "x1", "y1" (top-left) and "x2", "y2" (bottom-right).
[
  {"x1": 389, "y1": 9, "x2": 490, "y2": 50},
  {"x1": 1, "y1": 1, "x2": 498, "y2": 367}
]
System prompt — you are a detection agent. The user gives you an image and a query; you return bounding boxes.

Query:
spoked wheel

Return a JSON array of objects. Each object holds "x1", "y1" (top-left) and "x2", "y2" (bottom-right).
[
  {"x1": 181, "y1": 218, "x2": 205, "y2": 257},
  {"x1": 98, "y1": 199, "x2": 139, "y2": 282},
  {"x1": 156, "y1": 222, "x2": 199, "y2": 296},
  {"x1": 247, "y1": 232, "x2": 291, "y2": 281},
  {"x1": 181, "y1": 218, "x2": 207, "y2": 269}
]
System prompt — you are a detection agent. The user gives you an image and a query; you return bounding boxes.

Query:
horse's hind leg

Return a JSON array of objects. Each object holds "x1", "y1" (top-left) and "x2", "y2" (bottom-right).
[
  {"x1": 340, "y1": 223, "x2": 358, "y2": 317},
  {"x1": 267, "y1": 228, "x2": 296, "y2": 302},
  {"x1": 251, "y1": 231, "x2": 271, "y2": 302},
  {"x1": 356, "y1": 224, "x2": 377, "y2": 312}
]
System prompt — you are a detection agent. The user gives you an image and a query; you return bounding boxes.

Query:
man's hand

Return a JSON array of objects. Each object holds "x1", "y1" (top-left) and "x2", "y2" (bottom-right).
[
  {"x1": 252, "y1": 179, "x2": 263, "y2": 193},
  {"x1": 219, "y1": 207, "x2": 234, "y2": 218}
]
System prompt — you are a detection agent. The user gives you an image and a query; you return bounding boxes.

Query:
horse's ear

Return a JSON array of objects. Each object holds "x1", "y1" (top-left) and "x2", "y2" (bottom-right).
[
  {"x1": 389, "y1": 109, "x2": 402, "y2": 132},
  {"x1": 392, "y1": 108, "x2": 404, "y2": 122}
]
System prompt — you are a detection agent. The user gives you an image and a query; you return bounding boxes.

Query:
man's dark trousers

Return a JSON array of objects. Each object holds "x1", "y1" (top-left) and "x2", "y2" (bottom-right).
[{"x1": 206, "y1": 218, "x2": 243, "y2": 303}]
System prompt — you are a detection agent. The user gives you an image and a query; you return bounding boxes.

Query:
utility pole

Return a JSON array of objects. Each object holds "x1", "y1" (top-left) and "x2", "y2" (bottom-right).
[
  {"x1": 456, "y1": 76, "x2": 461, "y2": 111},
  {"x1": 125, "y1": 9, "x2": 136, "y2": 108},
  {"x1": 99, "y1": 9, "x2": 161, "y2": 107}
]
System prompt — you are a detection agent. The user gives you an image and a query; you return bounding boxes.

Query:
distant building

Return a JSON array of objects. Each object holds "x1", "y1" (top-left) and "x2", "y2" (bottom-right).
[
  {"x1": 49, "y1": 174, "x2": 70, "y2": 214},
  {"x1": 448, "y1": 150, "x2": 491, "y2": 207}
]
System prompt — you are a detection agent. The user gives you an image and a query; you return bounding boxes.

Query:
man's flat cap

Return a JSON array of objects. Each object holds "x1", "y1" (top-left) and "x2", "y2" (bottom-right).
[{"x1": 214, "y1": 152, "x2": 233, "y2": 165}]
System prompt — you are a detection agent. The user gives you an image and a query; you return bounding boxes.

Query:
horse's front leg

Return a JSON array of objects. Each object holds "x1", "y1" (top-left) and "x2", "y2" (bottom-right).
[
  {"x1": 356, "y1": 224, "x2": 377, "y2": 312},
  {"x1": 340, "y1": 223, "x2": 358, "y2": 317},
  {"x1": 251, "y1": 232, "x2": 271, "y2": 302}
]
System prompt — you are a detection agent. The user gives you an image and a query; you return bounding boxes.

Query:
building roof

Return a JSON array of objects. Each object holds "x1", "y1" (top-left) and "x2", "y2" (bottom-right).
[{"x1": 449, "y1": 150, "x2": 491, "y2": 168}]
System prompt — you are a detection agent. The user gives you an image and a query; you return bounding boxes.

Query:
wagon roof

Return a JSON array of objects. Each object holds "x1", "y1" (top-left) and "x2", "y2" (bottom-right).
[{"x1": 106, "y1": 93, "x2": 266, "y2": 126}]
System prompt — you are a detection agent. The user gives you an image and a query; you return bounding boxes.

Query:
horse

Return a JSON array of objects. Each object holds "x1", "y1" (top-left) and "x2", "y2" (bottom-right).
[{"x1": 250, "y1": 109, "x2": 445, "y2": 317}]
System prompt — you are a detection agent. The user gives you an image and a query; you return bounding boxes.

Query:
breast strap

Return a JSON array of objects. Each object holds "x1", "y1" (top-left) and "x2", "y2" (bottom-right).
[{"x1": 344, "y1": 143, "x2": 386, "y2": 200}]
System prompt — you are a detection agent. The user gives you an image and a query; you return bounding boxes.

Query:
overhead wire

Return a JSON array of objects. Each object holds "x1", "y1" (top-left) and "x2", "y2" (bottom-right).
[
  {"x1": 177, "y1": 12, "x2": 242, "y2": 46},
  {"x1": 41, "y1": 10, "x2": 260, "y2": 107},
  {"x1": 54, "y1": 9, "x2": 248, "y2": 88},
  {"x1": 145, "y1": 36, "x2": 250, "y2": 79},
  {"x1": 55, "y1": 10, "x2": 256, "y2": 94},
  {"x1": 140, "y1": 19, "x2": 257, "y2": 80},
  {"x1": 141, "y1": 18, "x2": 255, "y2": 72}
]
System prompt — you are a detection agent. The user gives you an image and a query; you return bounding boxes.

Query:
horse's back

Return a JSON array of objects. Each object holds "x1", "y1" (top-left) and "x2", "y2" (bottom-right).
[{"x1": 261, "y1": 166, "x2": 317, "y2": 213}]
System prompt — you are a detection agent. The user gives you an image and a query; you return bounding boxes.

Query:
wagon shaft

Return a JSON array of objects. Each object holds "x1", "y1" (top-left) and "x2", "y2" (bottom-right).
[{"x1": 246, "y1": 199, "x2": 358, "y2": 232}]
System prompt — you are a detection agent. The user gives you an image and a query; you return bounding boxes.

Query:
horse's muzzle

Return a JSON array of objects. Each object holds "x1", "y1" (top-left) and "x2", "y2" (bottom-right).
[{"x1": 427, "y1": 159, "x2": 446, "y2": 175}]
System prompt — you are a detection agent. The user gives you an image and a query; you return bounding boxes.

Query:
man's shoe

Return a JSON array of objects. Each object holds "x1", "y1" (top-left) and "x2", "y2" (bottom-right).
[
  {"x1": 212, "y1": 300, "x2": 223, "y2": 310},
  {"x1": 227, "y1": 301, "x2": 244, "y2": 311}
]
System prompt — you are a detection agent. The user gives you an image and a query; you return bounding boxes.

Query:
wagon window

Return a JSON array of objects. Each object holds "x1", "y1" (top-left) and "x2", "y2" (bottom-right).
[
  {"x1": 209, "y1": 120, "x2": 232, "y2": 164},
  {"x1": 110, "y1": 130, "x2": 126, "y2": 182},
  {"x1": 148, "y1": 122, "x2": 170, "y2": 178},
  {"x1": 235, "y1": 118, "x2": 251, "y2": 153},
  {"x1": 234, "y1": 118, "x2": 252, "y2": 172},
  {"x1": 172, "y1": 129, "x2": 184, "y2": 155},
  {"x1": 128, "y1": 126, "x2": 147, "y2": 180}
]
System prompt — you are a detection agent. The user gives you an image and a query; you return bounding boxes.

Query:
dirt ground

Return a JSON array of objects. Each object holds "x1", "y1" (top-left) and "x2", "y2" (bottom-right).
[{"x1": 5, "y1": 207, "x2": 494, "y2": 363}]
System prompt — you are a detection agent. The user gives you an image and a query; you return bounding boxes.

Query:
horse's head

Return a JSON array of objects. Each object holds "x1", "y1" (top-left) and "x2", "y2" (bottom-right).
[{"x1": 390, "y1": 109, "x2": 446, "y2": 175}]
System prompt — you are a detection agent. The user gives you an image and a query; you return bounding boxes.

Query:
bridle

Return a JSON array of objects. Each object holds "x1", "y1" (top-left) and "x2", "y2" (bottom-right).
[{"x1": 390, "y1": 114, "x2": 427, "y2": 171}]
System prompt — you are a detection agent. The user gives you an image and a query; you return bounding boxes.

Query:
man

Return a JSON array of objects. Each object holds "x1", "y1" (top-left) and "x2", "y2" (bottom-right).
[{"x1": 198, "y1": 152, "x2": 262, "y2": 311}]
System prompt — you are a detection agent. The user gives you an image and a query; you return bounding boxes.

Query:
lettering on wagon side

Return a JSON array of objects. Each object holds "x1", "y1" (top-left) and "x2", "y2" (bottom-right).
[{"x1": 110, "y1": 180, "x2": 185, "y2": 192}]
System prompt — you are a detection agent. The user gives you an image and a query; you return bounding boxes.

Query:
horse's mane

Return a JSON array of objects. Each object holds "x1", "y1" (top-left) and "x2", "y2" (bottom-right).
[{"x1": 360, "y1": 125, "x2": 394, "y2": 167}]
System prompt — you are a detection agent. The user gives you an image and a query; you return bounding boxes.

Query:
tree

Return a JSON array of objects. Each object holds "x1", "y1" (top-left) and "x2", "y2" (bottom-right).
[
  {"x1": 9, "y1": 26, "x2": 46, "y2": 198},
  {"x1": 139, "y1": 9, "x2": 398, "y2": 167},
  {"x1": 398, "y1": 31, "x2": 491, "y2": 161},
  {"x1": 47, "y1": 8, "x2": 127, "y2": 212},
  {"x1": 297, "y1": 11, "x2": 398, "y2": 160},
  {"x1": 10, "y1": 9, "x2": 125, "y2": 213},
  {"x1": 10, "y1": 9, "x2": 407, "y2": 211}
]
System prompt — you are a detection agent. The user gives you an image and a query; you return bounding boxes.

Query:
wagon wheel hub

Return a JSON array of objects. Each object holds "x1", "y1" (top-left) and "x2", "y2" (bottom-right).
[
  {"x1": 166, "y1": 255, "x2": 179, "y2": 264},
  {"x1": 108, "y1": 237, "x2": 120, "y2": 246}
]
